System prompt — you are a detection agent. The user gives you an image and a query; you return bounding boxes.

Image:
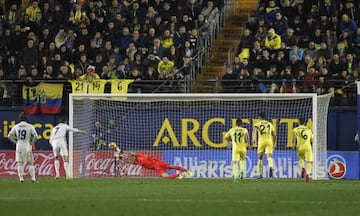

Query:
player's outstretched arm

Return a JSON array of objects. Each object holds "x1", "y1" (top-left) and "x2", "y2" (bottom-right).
[
  {"x1": 118, "y1": 157, "x2": 134, "y2": 164},
  {"x1": 272, "y1": 128, "x2": 276, "y2": 149},
  {"x1": 224, "y1": 131, "x2": 231, "y2": 141},
  {"x1": 118, "y1": 152, "x2": 136, "y2": 164},
  {"x1": 292, "y1": 131, "x2": 297, "y2": 150},
  {"x1": 77, "y1": 129, "x2": 87, "y2": 134},
  {"x1": 245, "y1": 132, "x2": 251, "y2": 149},
  {"x1": 252, "y1": 126, "x2": 257, "y2": 147}
]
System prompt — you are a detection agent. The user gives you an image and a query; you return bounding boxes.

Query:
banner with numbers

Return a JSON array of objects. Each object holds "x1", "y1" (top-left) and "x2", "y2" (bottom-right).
[
  {"x1": 110, "y1": 79, "x2": 134, "y2": 94},
  {"x1": 69, "y1": 79, "x2": 134, "y2": 94},
  {"x1": 88, "y1": 80, "x2": 107, "y2": 94},
  {"x1": 69, "y1": 80, "x2": 86, "y2": 94}
]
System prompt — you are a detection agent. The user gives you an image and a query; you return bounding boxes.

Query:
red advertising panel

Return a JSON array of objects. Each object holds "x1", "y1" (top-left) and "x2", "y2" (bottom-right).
[
  {"x1": 0, "y1": 151, "x2": 65, "y2": 177},
  {"x1": 0, "y1": 151, "x2": 162, "y2": 178}
]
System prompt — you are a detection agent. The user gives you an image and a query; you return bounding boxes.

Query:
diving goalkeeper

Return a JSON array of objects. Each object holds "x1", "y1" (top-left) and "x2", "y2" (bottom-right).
[{"x1": 110, "y1": 145, "x2": 193, "y2": 179}]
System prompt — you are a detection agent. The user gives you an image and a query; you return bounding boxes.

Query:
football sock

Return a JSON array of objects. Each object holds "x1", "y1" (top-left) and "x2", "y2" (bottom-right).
[
  {"x1": 232, "y1": 162, "x2": 238, "y2": 178},
  {"x1": 17, "y1": 164, "x2": 24, "y2": 180},
  {"x1": 240, "y1": 160, "x2": 245, "y2": 176},
  {"x1": 257, "y1": 160, "x2": 263, "y2": 176},
  {"x1": 167, "y1": 174, "x2": 180, "y2": 179},
  {"x1": 267, "y1": 157, "x2": 273, "y2": 168},
  {"x1": 29, "y1": 165, "x2": 36, "y2": 181},
  {"x1": 64, "y1": 161, "x2": 69, "y2": 177},
  {"x1": 306, "y1": 162, "x2": 313, "y2": 176},
  {"x1": 54, "y1": 159, "x2": 60, "y2": 176},
  {"x1": 299, "y1": 158, "x2": 305, "y2": 169},
  {"x1": 172, "y1": 166, "x2": 187, "y2": 172}
]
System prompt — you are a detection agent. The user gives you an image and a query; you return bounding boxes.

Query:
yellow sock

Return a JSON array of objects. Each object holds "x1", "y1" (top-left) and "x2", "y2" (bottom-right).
[
  {"x1": 299, "y1": 159, "x2": 305, "y2": 169},
  {"x1": 257, "y1": 159, "x2": 263, "y2": 175},
  {"x1": 240, "y1": 160, "x2": 245, "y2": 175},
  {"x1": 306, "y1": 162, "x2": 313, "y2": 175},
  {"x1": 232, "y1": 162, "x2": 238, "y2": 178},
  {"x1": 268, "y1": 157, "x2": 273, "y2": 168}
]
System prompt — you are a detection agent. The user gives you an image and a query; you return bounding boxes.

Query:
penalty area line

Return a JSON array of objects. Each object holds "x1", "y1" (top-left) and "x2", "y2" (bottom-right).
[{"x1": 137, "y1": 199, "x2": 360, "y2": 205}]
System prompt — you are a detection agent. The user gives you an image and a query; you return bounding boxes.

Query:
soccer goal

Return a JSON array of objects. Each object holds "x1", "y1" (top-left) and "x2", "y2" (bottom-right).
[{"x1": 68, "y1": 93, "x2": 331, "y2": 179}]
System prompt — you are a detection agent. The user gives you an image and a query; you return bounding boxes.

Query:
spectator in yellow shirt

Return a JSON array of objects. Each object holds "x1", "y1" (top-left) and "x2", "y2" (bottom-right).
[
  {"x1": 26, "y1": 1, "x2": 41, "y2": 22},
  {"x1": 264, "y1": 28, "x2": 281, "y2": 51},
  {"x1": 157, "y1": 56, "x2": 175, "y2": 77}
]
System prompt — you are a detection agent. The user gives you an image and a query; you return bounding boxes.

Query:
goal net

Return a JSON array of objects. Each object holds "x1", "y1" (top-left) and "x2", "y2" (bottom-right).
[{"x1": 68, "y1": 93, "x2": 331, "y2": 179}]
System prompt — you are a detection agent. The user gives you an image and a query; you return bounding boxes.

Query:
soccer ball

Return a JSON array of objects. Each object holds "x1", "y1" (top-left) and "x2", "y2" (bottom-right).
[{"x1": 108, "y1": 142, "x2": 117, "y2": 150}]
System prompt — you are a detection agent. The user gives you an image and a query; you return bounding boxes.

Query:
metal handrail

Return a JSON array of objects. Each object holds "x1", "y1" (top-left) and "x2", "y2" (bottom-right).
[{"x1": 151, "y1": 45, "x2": 210, "y2": 93}]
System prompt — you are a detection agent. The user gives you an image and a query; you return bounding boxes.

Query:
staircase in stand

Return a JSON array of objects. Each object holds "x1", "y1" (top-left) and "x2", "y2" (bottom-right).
[{"x1": 193, "y1": 0, "x2": 258, "y2": 93}]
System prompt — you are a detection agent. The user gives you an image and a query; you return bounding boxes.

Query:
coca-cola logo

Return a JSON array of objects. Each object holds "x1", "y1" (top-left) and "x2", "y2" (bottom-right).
[
  {"x1": 0, "y1": 151, "x2": 159, "y2": 178},
  {"x1": 0, "y1": 151, "x2": 59, "y2": 177},
  {"x1": 33, "y1": 153, "x2": 56, "y2": 176},
  {"x1": 0, "y1": 152, "x2": 18, "y2": 175},
  {"x1": 79, "y1": 153, "x2": 143, "y2": 177}
]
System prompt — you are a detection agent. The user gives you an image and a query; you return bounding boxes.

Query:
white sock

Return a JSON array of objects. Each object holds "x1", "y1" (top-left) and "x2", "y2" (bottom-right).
[
  {"x1": 54, "y1": 159, "x2": 60, "y2": 176},
  {"x1": 29, "y1": 165, "x2": 36, "y2": 181},
  {"x1": 17, "y1": 164, "x2": 24, "y2": 180},
  {"x1": 64, "y1": 161, "x2": 69, "y2": 177}
]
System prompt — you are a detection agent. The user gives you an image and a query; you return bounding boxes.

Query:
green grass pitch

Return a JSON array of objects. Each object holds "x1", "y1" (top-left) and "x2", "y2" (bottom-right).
[{"x1": 0, "y1": 178, "x2": 359, "y2": 216}]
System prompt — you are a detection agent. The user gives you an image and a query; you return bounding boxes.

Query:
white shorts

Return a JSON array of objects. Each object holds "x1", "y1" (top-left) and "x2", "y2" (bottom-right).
[
  {"x1": 16, "y1": 151, "x2": 33, "y2": 163},
  {"x1": 51, "y1": 143, "x2": 68, "y2": 157}
]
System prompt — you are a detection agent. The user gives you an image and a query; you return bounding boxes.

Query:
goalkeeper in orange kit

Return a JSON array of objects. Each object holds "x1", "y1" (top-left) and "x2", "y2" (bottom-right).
[{"x1": 109, "y1": 143, "x2": 193, "y2": 179}]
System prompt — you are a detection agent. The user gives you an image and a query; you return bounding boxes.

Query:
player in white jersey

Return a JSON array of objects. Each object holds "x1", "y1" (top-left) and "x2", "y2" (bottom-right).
[
  {"x1": 49, "y1": 117, "x2": 86, "y2": 179},
  {"x1": 7, "y1": 112, "x2": 38, "y2": 183}
]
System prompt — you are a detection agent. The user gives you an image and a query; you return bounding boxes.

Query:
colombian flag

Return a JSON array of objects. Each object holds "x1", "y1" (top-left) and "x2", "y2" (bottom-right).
[
  {"x1": 22, "y1": 84, "x2": 40, "y2": 115},
  {"x1": 39, "y1": 83, "x2": 64, "y2": 114}
]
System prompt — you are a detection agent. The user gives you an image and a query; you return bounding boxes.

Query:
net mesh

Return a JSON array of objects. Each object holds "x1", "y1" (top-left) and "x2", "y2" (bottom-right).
[{"x1": 69, "y1": 94, "x2": 331, "y2": 179}]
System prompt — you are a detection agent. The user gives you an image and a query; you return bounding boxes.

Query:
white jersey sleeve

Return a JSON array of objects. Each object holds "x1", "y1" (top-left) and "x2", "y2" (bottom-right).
[
  {"x1": 50, "y1": 123, "x2": 79, "y2": 145},
  {"x1": 7, "y1": 121, "x2": 38, "y2": 152}
]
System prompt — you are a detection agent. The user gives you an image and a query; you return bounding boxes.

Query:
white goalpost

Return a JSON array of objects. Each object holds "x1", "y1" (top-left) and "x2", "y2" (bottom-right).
[{"x1": 68, "y1": 93, "x2": 331, "y2": 179}]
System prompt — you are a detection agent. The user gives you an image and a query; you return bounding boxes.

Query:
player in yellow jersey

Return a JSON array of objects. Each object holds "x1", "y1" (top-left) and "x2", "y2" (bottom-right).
[
  {"x1": 224, "y1": 119, "x2": 250, "y2": 182},
  {"x1": 292, "y1": 118, "x2": 313, "y2": 183},
  {"x1": 252, "y1": 112, "x2": 276, "y2": 178}
]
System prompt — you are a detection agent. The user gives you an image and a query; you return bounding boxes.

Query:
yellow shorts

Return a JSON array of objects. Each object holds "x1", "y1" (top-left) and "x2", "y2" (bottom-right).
[
  {"x1": 257, "y1": 140, "x2": 273, "y2": 155},
  {"x1": 297, "y1": 146, "x2": 313, "y2": 162},
  {"x1": 232, "y1": 148, "x2": 247, "y2": 161}
]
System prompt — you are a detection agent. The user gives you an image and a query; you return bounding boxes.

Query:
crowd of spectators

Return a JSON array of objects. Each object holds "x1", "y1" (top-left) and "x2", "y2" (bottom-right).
[
  {"x1": 0, "y1": 0, "x2": 224, "y2": 100},
  {"x1": 223, "y1": 0, "x2": 360, "y2": 105}
]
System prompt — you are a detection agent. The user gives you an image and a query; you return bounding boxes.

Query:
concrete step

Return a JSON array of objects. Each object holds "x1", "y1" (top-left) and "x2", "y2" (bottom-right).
[
  {"x1": 191, "y1": 0, "x2": 257, "y2": 93},
  {"x1": 208, "y1": 51, "x2": 230, "y2": 59},
  {"x1": 221, "y1": 26, "x2": 243, "y2": 33},
  {"x1": 200, "y1": 65, "x2": 226, "y2": 79}
]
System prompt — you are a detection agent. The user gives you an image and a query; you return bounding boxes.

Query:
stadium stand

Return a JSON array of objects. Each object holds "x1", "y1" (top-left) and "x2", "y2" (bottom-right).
[{"x1": 0, "y1": 0, "x2": 358, "y2": 106}]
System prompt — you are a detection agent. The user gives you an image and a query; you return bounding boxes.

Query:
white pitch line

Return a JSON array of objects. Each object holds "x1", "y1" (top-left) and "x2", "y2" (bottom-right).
[
  {"x1": 137, "y1": 199, "x2": 360, "y2": 205},
  {"x1": 0, "y1": 196, "x2": 359, "y2": 205}
]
